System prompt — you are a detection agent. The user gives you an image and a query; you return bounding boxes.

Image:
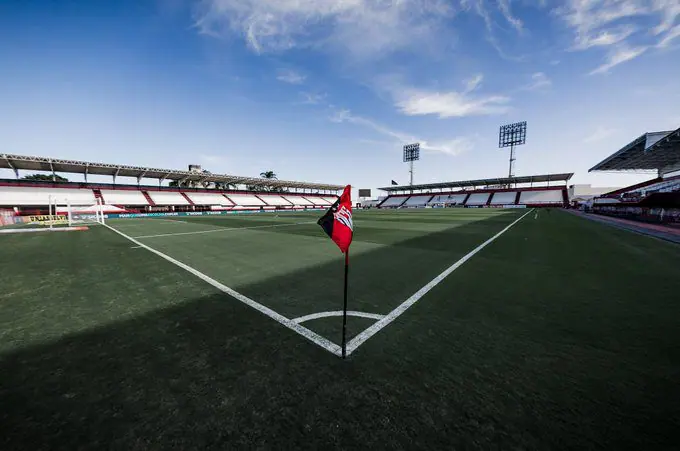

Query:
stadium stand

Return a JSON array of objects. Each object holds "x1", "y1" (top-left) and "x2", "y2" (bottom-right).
[
  {"x1": 489, "y1": 191, "x2": 517, "y2": 205},
  {"x1": 184, "y1": 192, "x2": 233, "y2": 206},
  {"x1": 283, "y1": 196, "x2": 314, "y2": 207},
  {"x1": 0, "y1": 186, "x2": 96, "y2": 206},
  {"x1": 465, "y1": 193, "x2": 490, "y2": 205},
  {"x1": 589, "y1": 125, "x2": 680, "y2": 224},
  {"x1": 256, "y1": 194, "x2": 292, "y2": 207},
  {"x1": 303, "y1": 197, "x2": 332, "y2": 207},
  {"x1": 100, "y1": 189, "x2": 149, "y2": 206},
  {"x1": 428, "y1": 194, "x2": 468, "y2": 206},
  {"x1": 519, "y1": 190, "x2": 563, "y2": 205},
  {"x1": 378, "y1": 174, "x2": 572, "y2": 209},
  {"x1": 147, "y1": 191, "x2": 190, "y2": 206},
  {"x1": 402, "y1": 195, "x2": 433, "y2": 207},
  {"x1": 380, "y1": 196, "x2": 408, "y2": 208},
  {"x1": 226, "y1": 193, "x2": 267, "y2": 207}
]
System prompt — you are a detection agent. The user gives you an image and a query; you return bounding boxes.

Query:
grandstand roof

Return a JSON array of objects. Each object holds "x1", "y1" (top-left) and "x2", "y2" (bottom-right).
[
  {"x1": 0, "y1": 154, "x2": 343, "y2": 191},
  {"x1": 379, "y1": 173, "x2": 573, "y2": 193},
  {"x1": 589, "y1": 127, "x2": 680, "y2": 172}
]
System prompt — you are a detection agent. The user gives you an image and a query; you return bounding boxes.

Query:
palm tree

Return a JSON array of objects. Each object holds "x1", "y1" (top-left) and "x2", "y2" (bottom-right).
[{"x1": 259, "y1": 170, "x2": 277, "y2": 180}]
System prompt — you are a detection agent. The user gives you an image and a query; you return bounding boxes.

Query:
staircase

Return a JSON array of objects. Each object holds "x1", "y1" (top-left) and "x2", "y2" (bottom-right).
[
  {"x1": 142, "y1": 191, "x2": 156, "y2": 206},
  {"x1": 180, "y1": 192, "x2": 195, "y2": 206},
  {"x1": 93, "y1": 189, "x2": 104, "y2": 204}
]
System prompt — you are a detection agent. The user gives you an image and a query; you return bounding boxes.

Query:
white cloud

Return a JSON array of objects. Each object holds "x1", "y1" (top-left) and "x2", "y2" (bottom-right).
[
  {"x1": 194, "y1": 0, "x2": 454, "y2": 59},
  {"x1": 298, "y1": 92, "x2": 326, "y2": 104},
  {"x1": 557, "y1": 0, "x2": 680, "y2": 70},
  {"x1": 463, "y1": 74, "x2": 484, "y2": 93},
  {"x1": 589, "y1": 45, "x2": 647, "y2": 74},
  {"x1": 584, "y1": 126, "x2": 619, "y2": 143},
  {"x1": 330, "y1": 109, "x2": 473, "y2": 156},
  {"x1": 497, "y1": 0, "x2": 524, "y2": 32},
  {"x1": 656, "y1": 24, "x2": 680, "y2": 48},
  {"x1": 524, "y1": 72, "x2": 552, "y2": 90},
  {"x1": 394, "y1": 88, "x2": 511, "y2": 118},
  {"x1": 276, "y1": 69, "x2": 305, "y2": 84}
]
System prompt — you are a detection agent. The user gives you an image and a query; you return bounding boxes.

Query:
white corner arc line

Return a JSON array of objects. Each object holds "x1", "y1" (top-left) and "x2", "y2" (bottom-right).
[
  {"x1": 133, "y1": 221, "x2": 316, "y2": 239},
  {"x1": 103, "y1": 223, "x2": 343, "y2": 357},
  {"x1": 346, "y1": 208, "x2": 534, "y2": 356},
  {"x1": 293, "y1": 311, "x2": 385, "y2": 324}
]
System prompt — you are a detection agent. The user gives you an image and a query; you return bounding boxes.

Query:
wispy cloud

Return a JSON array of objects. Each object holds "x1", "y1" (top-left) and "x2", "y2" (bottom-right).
[
  {"x1": 557, "y1": 0, "x2": 680, "y2": 72},
  {"x1": 194, "y1": 0, "x2": 454, "y2": 59},
  {"x1": 298, "y1": 92, "x2": 326, "y2": 105},
  {"x1": 589, "y1": 45, "x2": 647, "y2": 74},
  {"x1": 523, "y1": 72, "x2": 551, "y2": 90},
  {"x1": 394, "y1": 88, "x2": 511, "y2": 118},
  {"x1": 463, "y1": 74, "x2": 484, "y2": 93},
  {"x1": 583, "y1": 126, "x2": 619, "y2": 143},
  {"x1": 330, "y1": 109, "x2": 474, "y2": 156},
  {"x1": 276, "y1": 69, "x2": 305, "y2": 84}
]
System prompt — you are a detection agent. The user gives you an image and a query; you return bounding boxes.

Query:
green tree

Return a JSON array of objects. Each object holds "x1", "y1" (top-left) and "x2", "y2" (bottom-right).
[{"x1": 21, "y1": 174, "x2": 68, "y2": 182}]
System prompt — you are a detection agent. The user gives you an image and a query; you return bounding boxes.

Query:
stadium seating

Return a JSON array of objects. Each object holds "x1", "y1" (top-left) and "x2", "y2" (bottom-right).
[
  {"x1": 0, "y1": 186, "x2": 96, "y2": 206},
  {"x1": 225, "y1": 193, "x2": 266, "y2": 207},
  {"x1": 489, "y1": 192, "x2": 517, "y2": 205},
  {"x1": 428, "y1": 194, "x2": 468, "y2": 205},
  {"x1": 519, "y1": 190, "x2": 563, "y2": 204},
  {"x1": 184, "y1": 192, "x2": 233, "y2": 206},
  {"x1": 100, "y1": 189, "x2": 150, "y2": 206},
  {"x1": 254, "y1": 194, "x2": 291, "y2": 207},
  {"x1": 465, "y1": 193, "x2": 490, "y2": 205},
  {"x1": 147, "y1": 191, "x2": 190, "y2": 206},
  {"x1": 303, "y1": 196, "x2": 332, "y2": 206},
  {"x1": 283, "y1": 196, "x2": 314, "y2": 206},
  {"x1": 321, "y1": 197, "x2": 338, "y2": 204},
  {"x1": 380, "y1": 196, "x2": 407, "y2": 207},
  {"x1": 402, "y1": 195, "x2": 433, "y2": 207}
]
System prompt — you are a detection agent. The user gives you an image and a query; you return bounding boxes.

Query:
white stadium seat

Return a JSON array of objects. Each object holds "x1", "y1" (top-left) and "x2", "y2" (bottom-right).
[
  {"x1": 321, "y1": 197, "x2": 338, "y2": 204},
  {"x1": 465, "y1": 193, "x2": 490, "y2": 205},
  {"x1": 519, "y1": 190, "x2": 563, "y2": 204},
  {"x1": 225, "y1": 194, "x2": 266, "y2": 206},
  {"x1": 0, "y1": 186, "x2": 96, "y2": 206},
  {"x1": 403, "y1": 195, "x2": 432, "y2": 207},
  {"x1": 147, "y1": 191, "x2": 190, "y2": 206},
  {"x1": 100, "y1": 189, "x2": 149, "y2": 206},
  {"x1": 489, "y1": 192, "x2": 517, "y2": 205},
  {"x1": 257, "y1": 195, "x2": 292, "y2": 206},
  {"x1": 428, "y1": 194, "x2": 468, "y2": 205},
  {"x1": 283, "y1": 196, "x2": 314, "y2": 206},
  {"x1": 303, "y1": 196, "x2": 331, "y2": 206},
  {"x1": 380, "y1": 196, "x2": 407, "y2": 207},
  {"x1": 184, "y1": 192, "x2": 233, "y2": 206}
]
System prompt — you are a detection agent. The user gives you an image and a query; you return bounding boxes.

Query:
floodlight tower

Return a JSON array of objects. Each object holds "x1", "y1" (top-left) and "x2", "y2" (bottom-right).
[
  {"x1": 403, "y1": 143, "x2": 420, "y2": 187},
  {"x1": 498, "y1": 121, "x2": 527, "y2": 179}
]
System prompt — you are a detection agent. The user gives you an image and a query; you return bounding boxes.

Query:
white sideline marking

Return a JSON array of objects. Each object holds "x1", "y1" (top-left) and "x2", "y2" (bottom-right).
[
  {"x1": 103, "y1": 223, "x2": 343, "y2": 357},
  {"x1": 293, "y1": 311, "x2": 385, "y2": 324},
  {"x1": 345, "y1": 209, "x2": 534, "y2": 356},
  {"x1": 133, "y1": 221, "x2": 316, "y2": 239},
  {"x1": 534, "y1": 211, "x2": 538, "y2": 220},
  {"x1": 130, "y1": 245, "x2": 142, "y2": 249}
]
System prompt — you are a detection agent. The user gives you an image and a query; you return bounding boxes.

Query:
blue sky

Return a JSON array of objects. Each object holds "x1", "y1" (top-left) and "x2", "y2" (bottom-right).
[{"x1": 1, "y1": 0, "x2": 679, "y2": 194}]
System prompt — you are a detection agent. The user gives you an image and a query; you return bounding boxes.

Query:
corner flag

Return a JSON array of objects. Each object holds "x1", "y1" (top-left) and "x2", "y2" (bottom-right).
[
  {"x1": 318, "y1": 185, "x2": 353, "y2": 254},
  {"x1": 317, "y1": 185, "x2": 354, "y2": 358}
]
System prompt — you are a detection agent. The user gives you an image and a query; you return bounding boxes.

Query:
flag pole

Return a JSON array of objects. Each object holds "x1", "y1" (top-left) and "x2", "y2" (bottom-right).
[{"x1": 342, "y1": 249, "x2": 349, "y2": 359}]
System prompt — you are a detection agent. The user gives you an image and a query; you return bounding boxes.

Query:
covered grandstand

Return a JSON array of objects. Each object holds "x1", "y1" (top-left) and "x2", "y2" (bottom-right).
[
  {"x1": 0, "y1": 154, "x2": 340, "y2": 215},
  {"x1": 378, "y1": 173, "x2": 572, "y2": 209},
  {"x1": 588, "y1": 125, "x2": 680, "y2": 223}
]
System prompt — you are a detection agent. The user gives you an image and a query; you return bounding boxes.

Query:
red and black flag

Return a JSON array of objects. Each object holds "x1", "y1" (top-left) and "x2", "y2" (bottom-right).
[{"x1": 318, "y1": 185, "x2": 353, "y2": 254}]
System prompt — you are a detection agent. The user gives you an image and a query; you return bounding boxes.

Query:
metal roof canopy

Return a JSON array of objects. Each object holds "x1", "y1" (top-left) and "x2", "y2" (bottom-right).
[
  {"x1": 589, "y1": 127, "x2": 680, "y2": 172},
  {"x1": 379, "y1": 173, "x2": 573, "y2": 192},
  {"x1": 0, "y1": 154, "x2": 344, "y2": 191}
]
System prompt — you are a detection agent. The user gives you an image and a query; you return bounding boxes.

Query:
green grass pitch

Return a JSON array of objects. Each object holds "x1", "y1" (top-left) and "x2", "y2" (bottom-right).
[{"x1": 1, "y1": 208, "x2": 679, "y2": 449}]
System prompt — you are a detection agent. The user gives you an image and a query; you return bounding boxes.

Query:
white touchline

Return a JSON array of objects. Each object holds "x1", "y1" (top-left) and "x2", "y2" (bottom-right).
[
  {"x1": 293, "y1": 311, "x2": 385, "y2": 324},
  {"x1": 133, "y1": 221, "x2": 317, "y2": 239},
  {"x1": 345, "y1": 208, "x2": 535, "y2": 356},
  {"x1": 103, "y1": 223, "x2": 343, "y2": 357}
]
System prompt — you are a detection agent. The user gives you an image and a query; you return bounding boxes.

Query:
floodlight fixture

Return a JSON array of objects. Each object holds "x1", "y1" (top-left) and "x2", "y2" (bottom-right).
[
  {"x1": 403, "y1": 143, "x2": 420, "y2": 186},
  {"x1": 498, "y1": 121, "x2": 527, "y2": 179}
]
